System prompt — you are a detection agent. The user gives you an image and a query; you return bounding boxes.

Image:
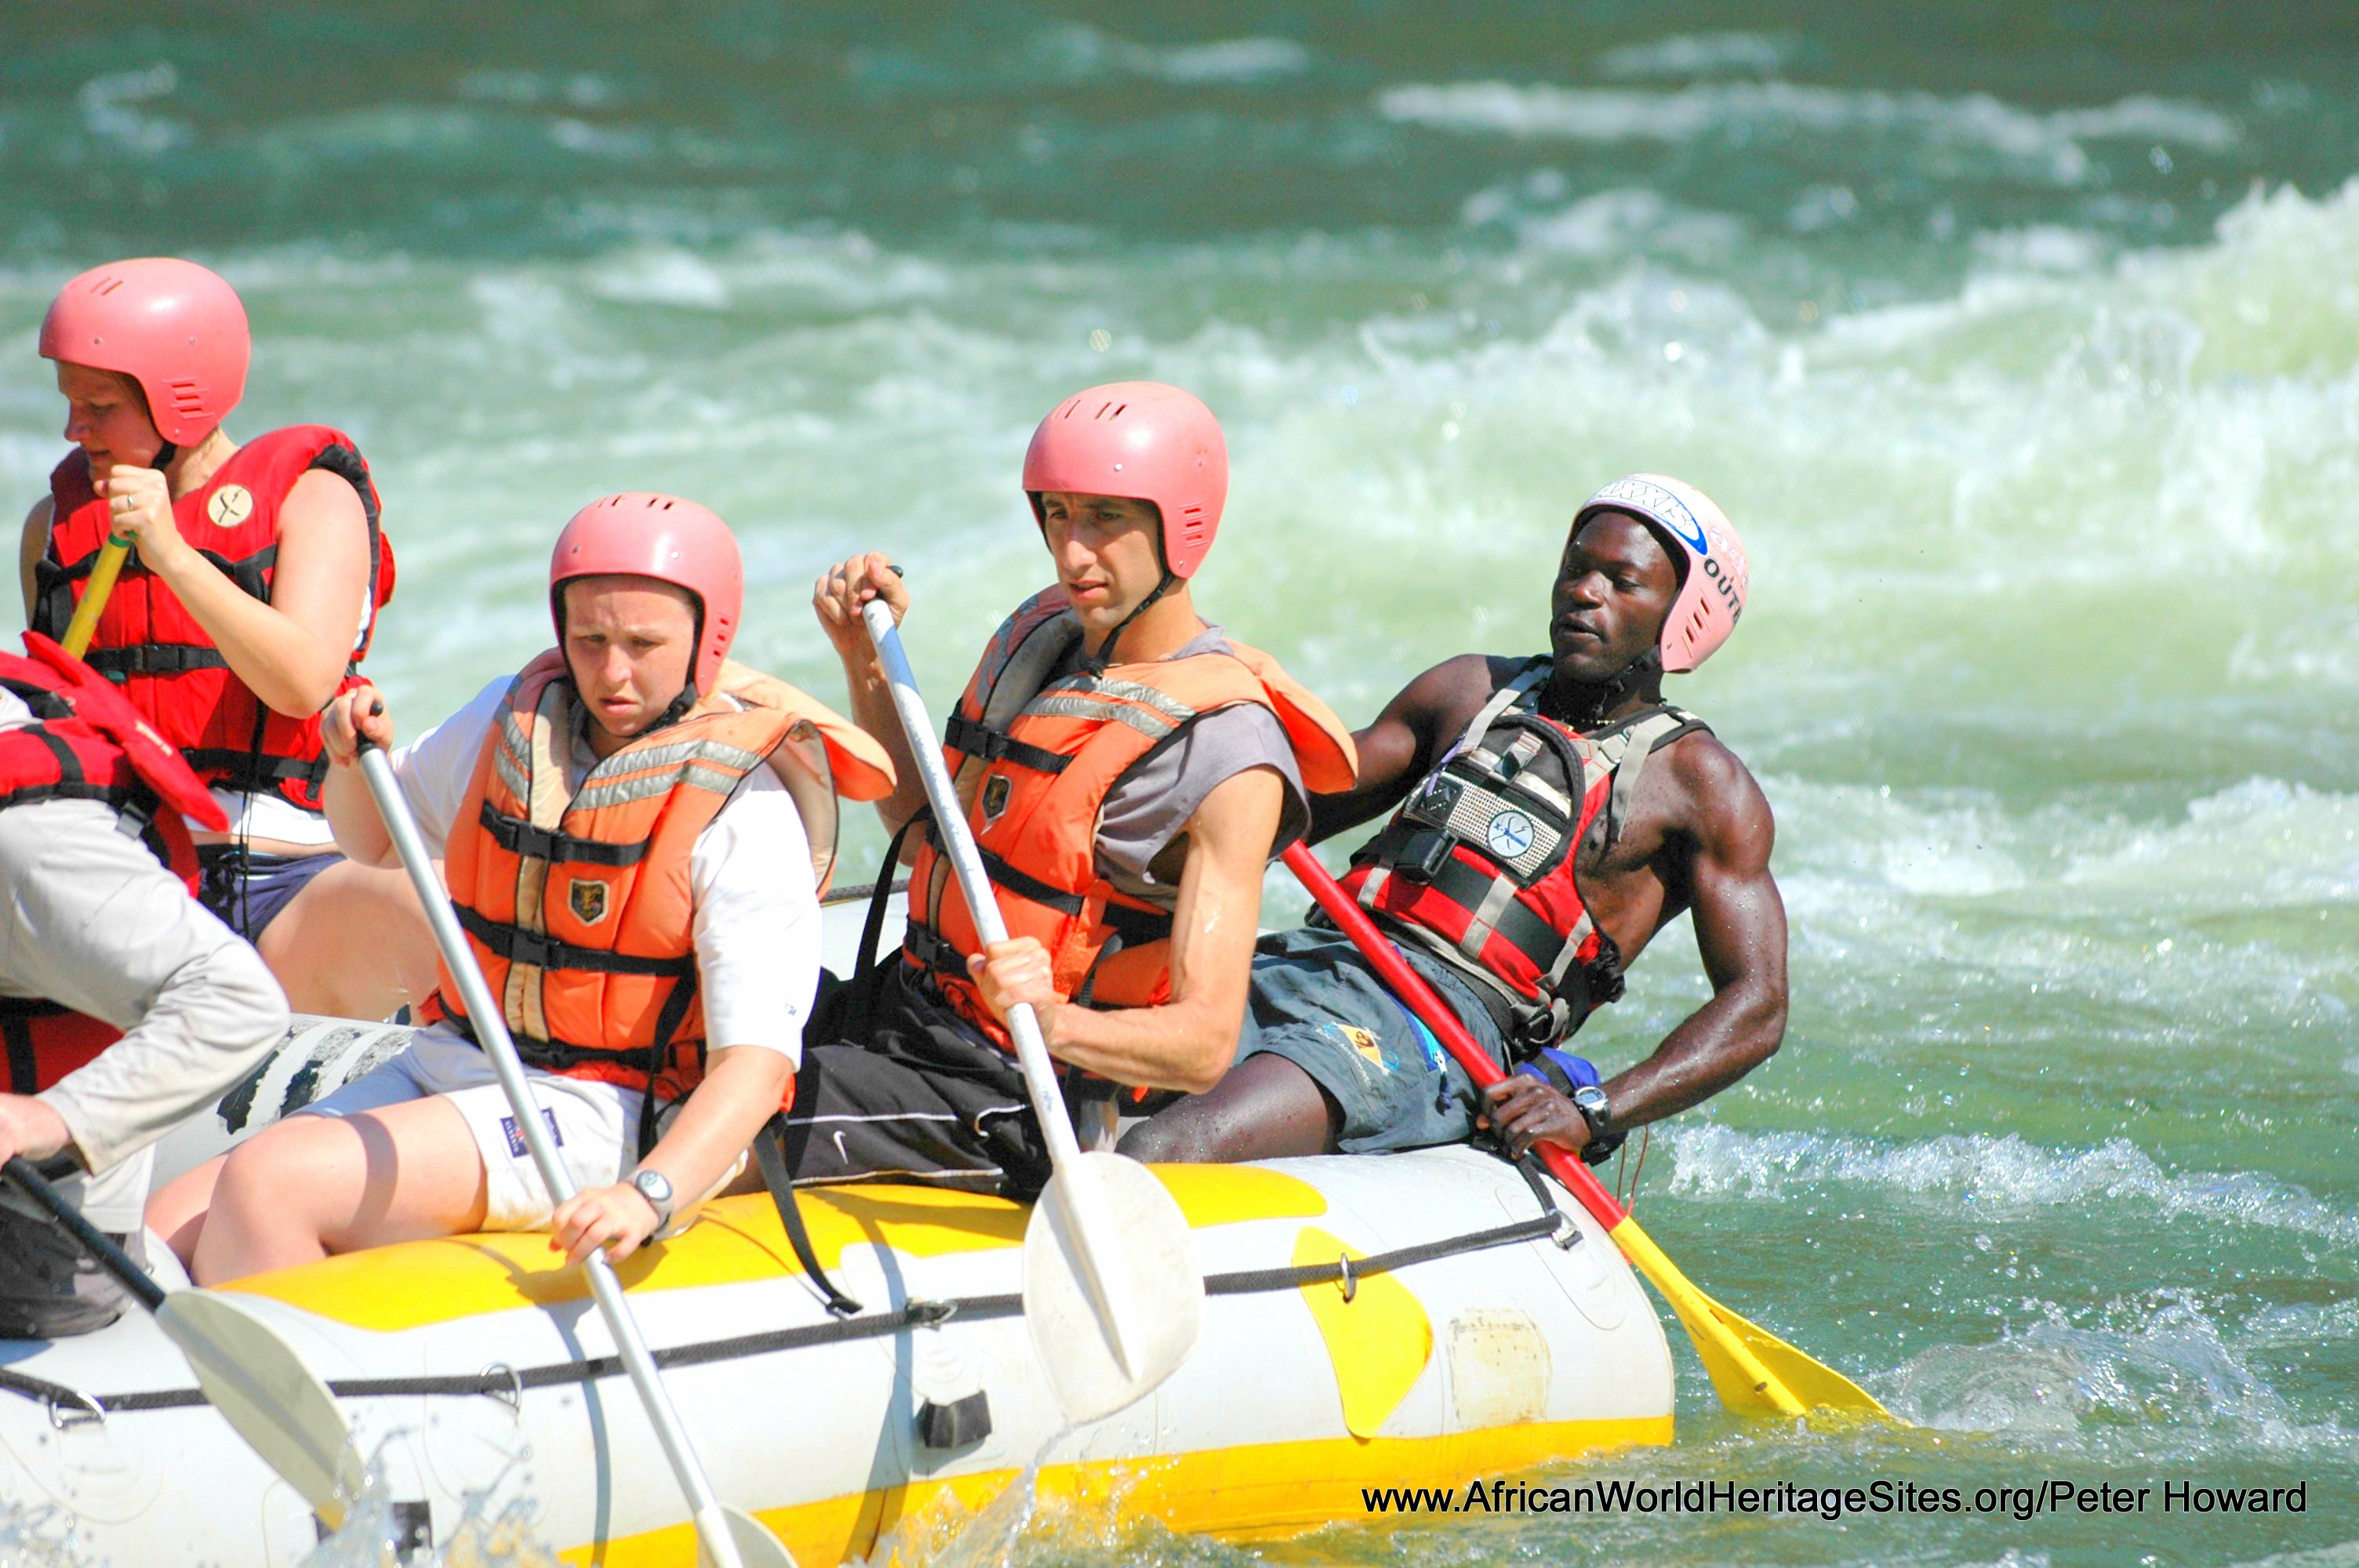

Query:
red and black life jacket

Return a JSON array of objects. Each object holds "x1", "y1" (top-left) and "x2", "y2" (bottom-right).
[
  {"x1": 0, "y1": 633, "x2": 224, "y2": 1095},
  {"x1": 1339, "y1": 655, "x2": 1707, "y2": 1049},
  {"x1": 35, "y1": 426, "x2": 396, "y2": 813}
]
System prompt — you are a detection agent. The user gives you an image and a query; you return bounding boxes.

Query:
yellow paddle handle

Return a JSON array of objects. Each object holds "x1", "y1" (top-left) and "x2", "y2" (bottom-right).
[
  {"x1": 1607, "y1": 1214, "x2": 1809, "y2": 1418},
  {"x1": 59, "y1": 536, "x2": 132, "y2": 660}
]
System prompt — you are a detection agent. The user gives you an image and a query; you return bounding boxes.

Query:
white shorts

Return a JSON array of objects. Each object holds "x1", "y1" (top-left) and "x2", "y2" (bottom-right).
[{"x1": 298, "y1": 1025, "x2": 744, "y2": 1232}]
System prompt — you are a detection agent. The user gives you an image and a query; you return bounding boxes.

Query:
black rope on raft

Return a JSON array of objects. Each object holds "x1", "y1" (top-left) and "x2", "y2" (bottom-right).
[
  {"x1": 0, "y1": 1214, "x2": 1563, "y2": 1418},
  {"x1": 819, "y1": 876, "x2": 910, "y2": 909}
]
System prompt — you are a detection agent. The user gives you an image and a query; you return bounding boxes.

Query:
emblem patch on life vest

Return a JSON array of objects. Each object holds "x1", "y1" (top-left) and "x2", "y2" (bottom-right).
[
  {"x1": 206, "y1": 484, "x2": 256, "y2": 530},
  {"x1": 569, "y1": 877, "x2": 611, "y2": 926},
  {"x1": 1484, "y1": 809, "x2": 1536, "y2": 859},
  {"x1": 980, "y1": 773, "x2": 1012, "y2": 822}
]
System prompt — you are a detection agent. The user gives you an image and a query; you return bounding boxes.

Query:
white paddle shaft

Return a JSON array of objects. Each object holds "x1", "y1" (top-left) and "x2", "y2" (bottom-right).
[
  {"x1": 860, "y1": 601, "x2": 1083, "y2": 1171},
  {"x1": 358, "y1": 746, "x2": 761, "y2": 1568}
]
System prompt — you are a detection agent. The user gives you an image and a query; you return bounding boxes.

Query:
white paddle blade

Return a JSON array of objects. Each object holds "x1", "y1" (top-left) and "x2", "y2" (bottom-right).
[
  {"x1": 714, "y1": 1504, "x2": 798, "y2": 1568},
  {"x1": 1022, "y1": 1152, "x2": 1202, "y2": 1424},
  {"x1": 158, "y1": 1289, "x2": 362, "y2": 1527}
]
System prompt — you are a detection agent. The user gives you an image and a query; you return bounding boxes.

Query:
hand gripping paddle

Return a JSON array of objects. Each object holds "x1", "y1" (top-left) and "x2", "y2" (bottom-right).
[
  {"x1": 355, "y1": 743, "x2": 794, "y2": 1568},
  {"x1": 863, "y1": 600, "x2": 1201, "y2": 1423},
  {"x1": 1282, "y1": 843, "x2": 1892, "y2": 1421}
]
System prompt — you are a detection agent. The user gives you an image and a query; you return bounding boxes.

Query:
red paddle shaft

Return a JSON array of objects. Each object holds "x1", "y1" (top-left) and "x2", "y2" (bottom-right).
[{"x1": 1282, "y1": 842, "x2": 1629, "y2": 1232}]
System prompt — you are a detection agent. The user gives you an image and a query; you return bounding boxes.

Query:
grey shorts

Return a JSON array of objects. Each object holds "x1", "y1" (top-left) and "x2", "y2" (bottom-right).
[
  {"x1": 0, "y1": 1201, "x2": 138, "y2": 1340},
  {"x1": 1237, "y1": 926, "x2": 1512, "y2": 1154}
]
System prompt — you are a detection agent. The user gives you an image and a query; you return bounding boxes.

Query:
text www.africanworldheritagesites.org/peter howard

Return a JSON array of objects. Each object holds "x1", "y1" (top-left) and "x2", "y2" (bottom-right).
[{"x1": 1361, "y1": 1477, "x2": 2310, "y2": 1523}]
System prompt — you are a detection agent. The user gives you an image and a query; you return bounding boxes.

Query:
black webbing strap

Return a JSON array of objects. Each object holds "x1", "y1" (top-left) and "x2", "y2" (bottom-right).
[
  {"x1": 974, "y1": 846, "x2": 1086, "y2": 916},
  {"x1": 452, "y1": 904, "x2": 694, "y2": 979},
  {"x1": 181, "y1": 750, "x2": 318, "y2": 784},
  {"x1": 82, "y1": 644, "x2": 232, "y2": 677},
  {"x1": 752, "y1": 1114, "x2": 863, "y2": 1318},
  {"x1": 6, "y1": 1213, "x2": 1561, "y2": 1416},
  {"x1": 477, "y1": 801, "x2": 649, "y2": 867},
  {"x1": 0, "y1": 1011, "x2": 42, "y2": 1097},
  {"x1": 943, "y1": 713, "x2": 1071, "y2": 775},
  {"x1": 1402, "y1": 852, "x2": 1569, "y2": 976}
]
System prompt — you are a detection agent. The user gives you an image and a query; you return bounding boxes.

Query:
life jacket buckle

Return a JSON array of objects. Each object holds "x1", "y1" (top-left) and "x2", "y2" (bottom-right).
[
  {"x1": 1395, "y1": 828, "x2": 1457, "y2": 886},
  {"x1": 1401, "y1": 771, "x2": 1463, "y2": 829}
]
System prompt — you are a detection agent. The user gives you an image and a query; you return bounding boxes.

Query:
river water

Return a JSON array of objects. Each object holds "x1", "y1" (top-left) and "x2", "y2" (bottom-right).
[{"x1": 2, "y1": 5, "x2": 2354, "y2": 1565}]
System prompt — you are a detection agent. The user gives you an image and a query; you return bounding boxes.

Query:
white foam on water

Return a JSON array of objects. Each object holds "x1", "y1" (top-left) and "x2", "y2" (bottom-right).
[
  {"x1": 1884, "y1": 1291, "x2": 2331, "y2": 1444},
  {"x1": 1375, "y1": 80, "x2": 2236, "y2": 182},
  {"x1": 1027, "y1": 24, "x2": 1310, "y2": 85},
  {"x1": 1661, "y1": 1123, "x2": 2359, "y2": 1246},
  {"x1": 75, "y1": 64, "x2": 187, "y2": 156},
  {"x1": 1594, "y1": 33, "x2": 1801, "y2": 81},
  {"x1": 0, "y1": 1505, "x2": 91, "y2": 1568}
]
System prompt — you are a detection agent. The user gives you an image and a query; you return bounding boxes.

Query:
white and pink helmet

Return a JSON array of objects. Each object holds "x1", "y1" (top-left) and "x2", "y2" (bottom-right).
[{"x1": 1573, "y1": 474, "x2": 1749, "y2": 673}]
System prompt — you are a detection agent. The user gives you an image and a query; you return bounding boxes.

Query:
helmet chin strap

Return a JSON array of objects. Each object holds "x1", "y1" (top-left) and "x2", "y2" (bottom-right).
[
  {"x1": 1558, "y1": 648, "x2": 1663, "y2": 731},
  {"x1": 645, "y1": 684, "x2": 700, "y2": 735},
  {"x1": 1084, "y1": 568, "x2": 1177, "y2": 676}
]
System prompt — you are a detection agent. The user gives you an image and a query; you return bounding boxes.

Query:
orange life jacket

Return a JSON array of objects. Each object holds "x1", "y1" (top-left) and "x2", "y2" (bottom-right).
[
  {"x1": 903, "y1": 586, "x2": 1357, "y2": 1051},
  {"x1": 36, "y1": 426, "x2": 396, "y2": 812},
  {"x1": 0, "y1": 633, "x2": 224, "y2": 1094},
  {"x1": 423, "y1": 653, "x2": 892, "y2": 1138}
]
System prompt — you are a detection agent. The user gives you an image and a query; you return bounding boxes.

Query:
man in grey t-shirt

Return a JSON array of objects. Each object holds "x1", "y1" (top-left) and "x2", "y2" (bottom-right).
[{"x1": 783, "y1": 381, "x2": 1356, "y2": 1198}]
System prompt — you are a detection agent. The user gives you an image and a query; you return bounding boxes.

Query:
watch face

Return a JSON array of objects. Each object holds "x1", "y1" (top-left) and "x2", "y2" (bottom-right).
[
  {"x1": 1573, "y1": 1087, "x2": 1608, "y2": 1112},
  {"x1": 634, "y1": 1170, "x2": 674, "y2": 1203}
]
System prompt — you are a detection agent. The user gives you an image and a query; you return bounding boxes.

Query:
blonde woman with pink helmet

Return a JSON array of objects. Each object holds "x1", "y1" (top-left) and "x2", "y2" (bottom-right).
[{"x1": 24, "y1": 257, "x2": 427, "y2": 1019}]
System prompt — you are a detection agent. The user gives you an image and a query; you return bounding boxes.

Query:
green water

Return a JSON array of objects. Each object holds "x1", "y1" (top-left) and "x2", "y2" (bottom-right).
[{"x1": 3, "y1": 4, "x2": 2355, "y2": 1564}]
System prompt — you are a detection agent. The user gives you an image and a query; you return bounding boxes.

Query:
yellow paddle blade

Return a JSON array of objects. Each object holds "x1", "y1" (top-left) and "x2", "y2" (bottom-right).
[{"x1": 1608, "y1": 1216, "x2": 1892, "y2": 1421}]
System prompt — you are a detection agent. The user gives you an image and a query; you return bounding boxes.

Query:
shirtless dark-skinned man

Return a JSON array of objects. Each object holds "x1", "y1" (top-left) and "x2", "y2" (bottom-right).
[{"x1": 1121, "y1": 474, "x2": 1786, "y2": 1168}]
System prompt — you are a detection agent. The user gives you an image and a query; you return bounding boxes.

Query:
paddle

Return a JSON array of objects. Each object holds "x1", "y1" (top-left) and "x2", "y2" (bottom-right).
[
  {"x1": 354, "y1": 744, "x2": 793, "y2": 1568},
  {"x1": 2, "y1": 1156, "x2": 365, "y2": 1526},
  {"x1": 59, "y1": 535, "x2": 131, "y2": 659},
  {"x1": 860, "y1": 600, "x2": 1201, "y2": 1424},
  {"x1": 1281, "y1": 843, "x2": 1892, "y2": 1421}
]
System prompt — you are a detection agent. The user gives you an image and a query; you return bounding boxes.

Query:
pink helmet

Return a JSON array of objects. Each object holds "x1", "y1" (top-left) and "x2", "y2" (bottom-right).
[
  {"x1": 1023, "y1": 381, "x2": 1228, "y2": 579},
  {"x1": 548, "y1": 493, "x2": 743, "y2": 694},
  {"x1": 1573, "y1": 474, "x2": 1749, "y2": 673},
  {"x1": 38, "y1": 258, "x2": 252, "y2": 448}
]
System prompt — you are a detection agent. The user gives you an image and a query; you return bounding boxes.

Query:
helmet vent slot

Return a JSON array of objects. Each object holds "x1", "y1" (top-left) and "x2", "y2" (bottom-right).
[
  {"x1": 93, "y1": 277, "x2": 125, "y2": 296},
  {"x1": 167, "y1": 379, "x2": 205, "y2": 412}
]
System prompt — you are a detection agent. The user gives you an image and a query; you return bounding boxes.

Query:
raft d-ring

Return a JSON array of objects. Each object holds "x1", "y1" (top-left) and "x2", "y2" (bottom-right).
[
  {"x1": 1336, "y1": 1251, "x2": 1358, "y2": 1304},
  {"x1": 45, "y1": 1387, "x2": 104, "y2": 1430},
  {"x1": 1550, "y1": 1210, "x2": 1581, "y2": 1250},
  {"x1": 477, "y1": 1362, "x2": 523, "y2": 1413}
]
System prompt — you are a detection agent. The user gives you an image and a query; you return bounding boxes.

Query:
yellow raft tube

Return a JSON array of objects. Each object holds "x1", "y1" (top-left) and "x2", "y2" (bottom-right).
[{"x1": 0, "y1": 1018, "x2": 1674, "y2": 1564}]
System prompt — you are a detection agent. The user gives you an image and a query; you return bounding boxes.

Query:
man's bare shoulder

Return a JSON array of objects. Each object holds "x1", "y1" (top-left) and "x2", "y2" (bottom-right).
[{"x1": 1655, "y1": 725, "x2": 1773, "y2": 851}]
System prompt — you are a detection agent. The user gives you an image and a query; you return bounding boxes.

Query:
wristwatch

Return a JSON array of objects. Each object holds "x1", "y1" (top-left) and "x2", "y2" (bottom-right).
[
  {"x1": 1570, "y1": 1085, "x2": 1623, "y2": 1166},
  {"x1": 631, "y1": 1167, "x2": 677, "y2": 1231}
]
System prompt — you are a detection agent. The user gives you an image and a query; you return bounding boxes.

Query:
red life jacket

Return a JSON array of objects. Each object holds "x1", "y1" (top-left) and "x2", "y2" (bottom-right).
[
  {"x1": 1339, "y1": 656, "x2": 1707, "y2": 1048},
  {"x1": 0, "y1": 633, "x2": 224, "y2": 1095},
  {"x1": 35, "y1": 426, "x2": 396, "y2": 813},
  {"x1": 902, "y1": 587, "x2": 1358, "y2": 1051}
]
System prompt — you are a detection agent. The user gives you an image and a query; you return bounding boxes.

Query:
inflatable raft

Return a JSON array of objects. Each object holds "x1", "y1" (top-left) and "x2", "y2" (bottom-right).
[{"x1": 4, "y1": 1007, "x2": 1677, "y2": 1564}]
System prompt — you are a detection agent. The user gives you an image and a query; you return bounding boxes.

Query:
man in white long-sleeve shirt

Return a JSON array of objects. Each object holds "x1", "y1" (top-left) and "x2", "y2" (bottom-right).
[{"x1": 0, "y1": 636, "x2": 287, "y2": 1336}]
